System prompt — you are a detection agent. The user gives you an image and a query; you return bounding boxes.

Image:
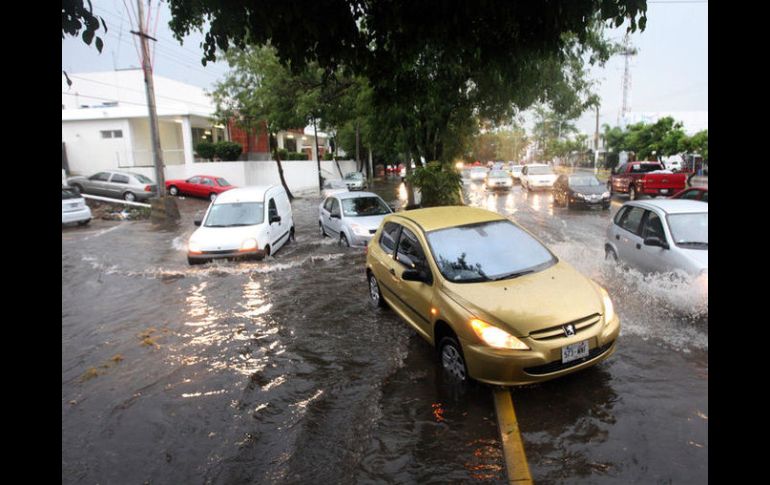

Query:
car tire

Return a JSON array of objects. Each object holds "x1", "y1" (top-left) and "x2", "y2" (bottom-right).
[
  {"x1": 209, "y1": 193, "x2": 217, "y2": 202},
  {"x1": 319, "y1": 222, "x2": 327, "y2": 237},
  {"x1": 188, "y1": 257, "x2": 205, "y2": 265},
  {"x1": 629, "y1": 185, "x2": 636, "y2": 200},
  {"x1": 169, "y1": 186, "x2": 179, "y2": 196},
  {"x1": 340, "y1": 233, "x2": 350, "y2": 247},
  {"x1": 289, "y1": 226, "x2": 296, "y2": 243},
  {"x1": 124, "y1": 192, "x2": 136, "y2": 202},
  {"x1": 77, "y1": 219, "x2": 91, "y2": 226},
  {"x1": 71, "y1": 184, "x2": 83, "y2": 194},
  {"x1": 368, "y1": 272, "x2": 387, "y2": 308},
  {"x1": 439, "y1": 336, "x2": 469, "y2": 382},
  {"x1": 605, "y1": 247, "x2": 619, "y2": 263}
]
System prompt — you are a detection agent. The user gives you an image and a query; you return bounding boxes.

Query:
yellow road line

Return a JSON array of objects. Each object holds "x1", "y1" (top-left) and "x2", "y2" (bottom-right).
[{"x1": 493, "y1": 388, "x2": 533, "y2": 484}]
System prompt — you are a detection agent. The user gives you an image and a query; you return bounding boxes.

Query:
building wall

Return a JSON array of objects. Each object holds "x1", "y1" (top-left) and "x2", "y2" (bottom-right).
[{"x1": 62, "y1": 119, "x2": 133, "y2": 174}]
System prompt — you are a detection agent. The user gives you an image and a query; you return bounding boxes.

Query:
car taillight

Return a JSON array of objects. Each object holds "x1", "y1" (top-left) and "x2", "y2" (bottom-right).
[{"x1": 145, "y1": 185, "x2": 152, "y2": 192}]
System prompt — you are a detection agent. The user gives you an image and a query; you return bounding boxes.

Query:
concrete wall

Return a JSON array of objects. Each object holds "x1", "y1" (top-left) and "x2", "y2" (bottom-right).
[
  {"x1": 62, "y1": 119, "x2": 133, "y2": 174},
  {"x1": 124, "y1": 160, "x2": 358, "y2": 194}
]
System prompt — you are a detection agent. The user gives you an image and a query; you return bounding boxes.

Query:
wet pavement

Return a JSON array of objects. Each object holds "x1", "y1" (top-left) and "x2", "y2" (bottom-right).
[{"x1": 62, "y1": 176, "x2": 707, "y2": 484}]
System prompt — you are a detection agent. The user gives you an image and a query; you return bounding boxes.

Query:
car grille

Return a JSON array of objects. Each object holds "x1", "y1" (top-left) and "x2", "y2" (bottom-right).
[
  {"x1": 201, "y1": 249, "x2": 239, "y2": 255},
  {"x1": 528, "y1": 313, "x2": 602, "y2": 341},
  {"x1": 524, "y1": 340, "x2": 615, "y2": 375}
]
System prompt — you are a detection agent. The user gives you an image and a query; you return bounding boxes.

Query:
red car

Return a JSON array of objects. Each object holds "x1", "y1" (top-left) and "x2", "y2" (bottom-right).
[
  {"x1": 608, "y1": 161, "x2": 688, "y2": 200},
  {"x1": 670, "y1": 186, "x2": 708, "y2": 202},
  {"x1": 165, "y1": 175, "x2": 235, "y2": 201}
]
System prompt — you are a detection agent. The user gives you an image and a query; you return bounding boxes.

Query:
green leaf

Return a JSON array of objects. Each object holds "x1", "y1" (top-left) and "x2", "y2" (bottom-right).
[
  {"x1": 82, "y1": 30, "x2": 94, "y2": 46},
  {"x1": 96, "y1": 37, "x2": 104, "y2": 53}
]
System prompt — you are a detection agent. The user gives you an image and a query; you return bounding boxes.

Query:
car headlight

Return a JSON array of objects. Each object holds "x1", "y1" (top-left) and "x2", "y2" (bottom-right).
[
  {"x1": 598, "y1": 286, "x2": 615, "y2": 323},
  {"x1": 350, "y1": 223, "x2": 370, "y2": 237},
  {"x1": 188, "y1": 240, "x2": 202, "y2": 254},
  {"x1": 576, "y1": 193, "x2": 585, "y2": 199},
  {"x1": 602, "y1": 191, "x2": 610, "y2": 198},
  {"x1": 240, "y1": 238, "x2": 258, "y2": 251},
  {"x1": 470, "y1": 319, "x2": 530, "y2": 350}
]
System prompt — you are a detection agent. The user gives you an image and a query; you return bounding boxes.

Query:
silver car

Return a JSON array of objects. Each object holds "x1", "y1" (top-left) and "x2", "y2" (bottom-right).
[
  {"x1": 67, "y1": 170, "x2": 158, "y2": 202},
  {"x1": 319, "y1": 191, "x2": 393, "y2": 246},
  {"x1": 485, "y1": 170, "x2": 513, "y2": 190},
  {"x1": 343, "y1": 172, "x2": 367, "y2": 191},
  {"x1": 605, "y1": 199, "x2": 707, "y2": 277}
]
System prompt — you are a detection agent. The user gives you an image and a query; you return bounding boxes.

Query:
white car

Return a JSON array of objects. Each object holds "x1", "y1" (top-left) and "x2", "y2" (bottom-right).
[
  {"x1": 62, "y1": 187, "x2": 92, "y2": 225},
  {"x1": 322, "y1": 179, "x2": 349, "y2": 198},
  {"x1": 605, "y1": 199, "x2": 707, "y2": 277},
  {"x1": 508, "y1": 165, "x2": 523, "y2": 182},
  {"x1": 520, "y1": 164, "x2": 558, "y2": 190},
  {"x1": 319, "y1": 191, "x2": 393, "y2": 247},
  {"x1": 343, "y1": 172, "x2": 367, "y2": 191},
  {"x1": 187, "y1": 185, "x2": 294, "y2": 265},
  {"x1": 485, "y1": 170, "x2": 513, "y2": 190},
  {"x1": 469, "y1": 166, "x2": 488, "y2": 181}
]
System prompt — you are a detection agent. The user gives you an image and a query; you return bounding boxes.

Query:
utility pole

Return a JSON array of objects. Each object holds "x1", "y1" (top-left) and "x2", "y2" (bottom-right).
[
  {"x1": 313, "y1": 117, "x2": 322, "y2": 192},
  {"x1": 134, "y1": 0, "x2": 166, "y2": 197},
  {"x1": 594, "y1": 104, "x2": 600, "y2": 174}
]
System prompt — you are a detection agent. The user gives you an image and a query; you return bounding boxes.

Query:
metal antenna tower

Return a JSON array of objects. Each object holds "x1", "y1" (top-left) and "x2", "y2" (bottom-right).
[{"x1": 618, "y1": 33, "x2": 638, "y2": 127}]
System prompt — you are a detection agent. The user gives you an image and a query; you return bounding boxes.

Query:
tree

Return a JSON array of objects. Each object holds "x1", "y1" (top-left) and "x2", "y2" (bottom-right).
[{"x1": 62, "y1": 0, "x2": 108, "y2": 86}]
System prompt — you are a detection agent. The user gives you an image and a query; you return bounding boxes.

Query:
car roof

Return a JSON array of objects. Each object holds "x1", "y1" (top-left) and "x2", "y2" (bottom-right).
[
  {"x1": 334, "y1": 191, "x2": 382, "y2": 200},
  {"x1": 389, "y1": 206, "x2": 505, "y2": 232},
  {"x1": 213, "y1": 185, "x2": 278, "y2": 204},
  {"x1": 625, "y1": 199, "x2": 708, "y2": 214}
]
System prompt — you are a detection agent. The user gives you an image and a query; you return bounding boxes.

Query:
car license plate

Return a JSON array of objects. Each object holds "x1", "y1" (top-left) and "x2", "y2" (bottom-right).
[
  {"x1": 660, "y1": 189, "x2": 669, "y2": 194},
  {"x1": 68, "y1": 203, "x2": 79, "y2": 209},
  {"x1": 562, "y1": 340, "x2": 589, "y2": 363}
]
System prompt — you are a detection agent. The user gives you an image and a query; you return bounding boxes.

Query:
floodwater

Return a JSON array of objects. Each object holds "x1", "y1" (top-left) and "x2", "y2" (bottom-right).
[{"x1": 62, "y1": 175, "x2": 707, "y2": 484}]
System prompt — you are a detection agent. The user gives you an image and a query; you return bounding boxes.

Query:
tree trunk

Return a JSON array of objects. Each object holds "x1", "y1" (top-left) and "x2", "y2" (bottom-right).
[
  {"x1": 355, "y1": 121, "x2": 361, "y2": 172},
  {"x1": 270, "y1": 133, "x2": 294, "y2": 201}
]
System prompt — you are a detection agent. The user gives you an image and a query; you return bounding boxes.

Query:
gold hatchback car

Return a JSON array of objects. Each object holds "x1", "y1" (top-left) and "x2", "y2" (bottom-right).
[{"x1": 366, "y1": 206, "x2": 619, "y2": 386}]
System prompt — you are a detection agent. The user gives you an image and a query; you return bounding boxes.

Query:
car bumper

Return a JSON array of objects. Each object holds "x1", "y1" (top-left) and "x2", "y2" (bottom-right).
[
  {"x1": 527, "y1": 182, "x2": 555, "y2": 189},
  {"x1": 134, "y1": 192, "x2": 158, "y2": 201},
  {"x1": 462, "y1": 315, "x2": 620, "y2": 386},
  {"x1": 188, "y1": 248, "x2": 267, "y2": 262},
  {"x1": 570, "y1": 197, "x2": 610, "y2": 208},
  {"x1": 62, "y1": 206, "x2": 92, "y2": 224},
  {"x1": 488, "y1": 184, "x2": 512, "y2": 190},
  {"x1": 349, "y1": 233, "x2": 375, "y2": 247},
  {"x1": 640, "y1": 188, "x2": 679, "y2": 196}
]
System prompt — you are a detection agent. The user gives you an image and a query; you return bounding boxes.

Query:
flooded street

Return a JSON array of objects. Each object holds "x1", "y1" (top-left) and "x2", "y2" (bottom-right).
[{"x1": 62, "y1": 177, "x2": 707, "y2": 484}]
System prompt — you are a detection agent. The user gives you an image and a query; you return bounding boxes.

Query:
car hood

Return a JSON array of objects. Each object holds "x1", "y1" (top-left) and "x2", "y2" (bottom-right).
[
  {"x1": 190, "y1": 225, "x2": 263, "y2": 251},
  {"x1": 677, "y1": 247, "x2": 708, "y2": 273},
  {"x1": 441, "y1": 261, "x2": 603, "y2": 338},
  {"x1": 345, "y1": 214, "x2": 389, "y2": 229},
  {"x1": 570, "y1": 185, "x2": 606, "y2": 195}
]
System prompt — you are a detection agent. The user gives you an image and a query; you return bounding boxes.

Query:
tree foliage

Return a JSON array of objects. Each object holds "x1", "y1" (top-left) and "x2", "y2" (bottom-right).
[
  {"x1": 406, "y1": 162, "x2": 463, "y2": 208},
  {"x1": 602, "y1": 117, "x2": 707, "y2": 162}
]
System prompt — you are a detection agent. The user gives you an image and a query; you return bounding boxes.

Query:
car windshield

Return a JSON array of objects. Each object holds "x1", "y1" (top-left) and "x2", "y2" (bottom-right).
[
  {"x1": 62, "y1": 188, "x2": 80, "y2": 200},
  {"x1": 341, "y1": 196, "x2": 391, "y2": 217},
  {"x1": 427, "y1": 220, "x2": 557, "y2": 283},
  {"x1": 325, "y1": 180, "x2": 348, "y2": 189},
  {"x1": 569, "y1": 176, "x2": 602, "y2": 186},
  {"x1": 345, "y1": 172, "x2": 364, "y2": 180},
  {"x1": 471, "y1": 167, "x2": 486, "y2": 173},
  {"x1": 527, "y1": 166, "x2": 553, "y2": 175},
  {"x1": 511, "y1": 166, "x2": 522, "y2": 172},
  {"x1": 630, "y1": 163, "x2": 663, "y2": 173},
  {"x1": 216, "y1": 178, "x2": 231, "y2": 187},
  {"x1": 488, "y1": 170, "x2": 509, "y2": 178},
  {"x1": 667, "y1": 212, "x2": 708, "y2": 248},
  {"x1": 131, "y1": 173, "x2": 154, "y2": 184},
  {"x1": 204, "y1": 202, "x2": 264, "y2": 227}
]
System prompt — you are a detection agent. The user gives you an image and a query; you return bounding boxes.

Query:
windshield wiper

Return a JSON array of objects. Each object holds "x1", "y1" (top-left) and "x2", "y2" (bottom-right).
[{"x1": 489, "y1": 269, "x2": 535, "y2": 281}]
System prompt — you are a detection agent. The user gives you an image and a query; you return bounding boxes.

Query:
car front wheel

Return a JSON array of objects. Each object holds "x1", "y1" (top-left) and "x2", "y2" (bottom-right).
[
  {"x1": 368, "y1": 273, "x2": 387, "y2": 308},
  {"x1": 340, "y1": 233, "x2": 350, "y2": 247},
  {"x1": 629, "y1": 186, "x2": 637, "y2": 200},
  {"x1": 169, "y1": 186, "x2": 179, "y2": 196},
  {"x1": 209, "y1": 193, "x2": 217, "y2": 202},
  {"x1": 439, "y1": 336, "x2": 468, "y2": 382},
  {"x1": 605, "y1": 247, "x2": 619, "y2": 263}
]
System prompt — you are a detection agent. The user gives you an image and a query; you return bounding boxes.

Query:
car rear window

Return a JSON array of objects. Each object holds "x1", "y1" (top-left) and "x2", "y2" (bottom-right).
[
  {"x1": 131, "y1": 173, "x2": 154, "y2": 184},
  {"x1": 62, "y1": 188, "x2": 80, "y2": 200}
]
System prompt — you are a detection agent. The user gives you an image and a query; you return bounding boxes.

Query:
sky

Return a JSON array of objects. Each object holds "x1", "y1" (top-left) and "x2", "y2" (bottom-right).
[{"x1": 62, "y1": 0, "x2": 707, "y2": 137}]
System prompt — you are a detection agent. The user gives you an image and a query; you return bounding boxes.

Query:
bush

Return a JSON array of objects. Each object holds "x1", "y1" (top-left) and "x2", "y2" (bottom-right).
[
  {"x1": 276, "y1": 148, "x2": 289, "y2": 160},
  {"x1": 323, "y1": 152, "x2": 334, "y2": 161},
  {"x1": 287, "y1": 151, "x2": 308, "y2": 160},
  {"x1": 195, "y1": 142, "x2": 216, "y2": 161},
  {"x1": 406, "y1": 161, "x2": 463, "y2": 207},
  {"x1": 213, "y1": 141, "x2": 243, "y2": 161}
]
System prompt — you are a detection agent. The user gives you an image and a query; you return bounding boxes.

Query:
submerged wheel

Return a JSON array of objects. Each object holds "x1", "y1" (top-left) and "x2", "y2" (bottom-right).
[
  {"x1": 209, "y1": 193, "x2": 217, "y2": 202},
  {"x1": 319, "y1": 222, "x2": 327, "y2": 237},
  {"x1": 605, "y1": 247, "x2": 619, "y2": 263},
  {"x1": 169, "y1": 186, "x2": 179, "y2": 196},
  {"x1": 368, "y1": 272, "x2": 386, "y2": 308},
  {"x1": 439, "y1": 336, "x2": 468, "y2": 382},
  {"x1": 629, "y1": 185, "x2": 637, "y2": 200},
  {"x1": 340, "y1": 233, "x2": 350, "y2": 247}
]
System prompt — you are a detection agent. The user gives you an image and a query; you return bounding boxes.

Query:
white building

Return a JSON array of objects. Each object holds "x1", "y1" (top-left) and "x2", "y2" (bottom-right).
[{"x1": 62, "y1": 69, "x2": 228, "y2": 175}]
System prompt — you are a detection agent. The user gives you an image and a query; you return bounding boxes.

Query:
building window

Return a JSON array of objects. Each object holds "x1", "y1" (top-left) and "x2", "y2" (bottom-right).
[
  {"x1": 100, "y1": 130, "x2": 123, "y2": 139},
  {"x1": 285, "y1": 138, "x2": 297, "y2": 152}
]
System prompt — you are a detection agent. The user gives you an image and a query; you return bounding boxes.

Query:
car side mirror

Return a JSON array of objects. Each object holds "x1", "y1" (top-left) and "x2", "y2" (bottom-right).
[
  {"x1": 194, "y1": 218, "x2": 202, "y2": 227},
  {"x1": 644, "y1": 236, "x2": 669, "y2": 250},
  {"x1": 270, "y1": 215, "x2": 281, "y2": 223},
  {"x1": 401, "y1": 268, "x2": 432, "y2": 284}
]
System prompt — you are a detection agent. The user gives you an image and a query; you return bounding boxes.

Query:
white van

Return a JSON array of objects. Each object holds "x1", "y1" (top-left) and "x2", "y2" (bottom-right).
[{"x1": 187, "y1": 185, "x2": 294, "y2": 265}]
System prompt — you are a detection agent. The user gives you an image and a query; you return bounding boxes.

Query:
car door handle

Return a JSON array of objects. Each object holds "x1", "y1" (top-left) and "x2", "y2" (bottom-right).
[
  {"x1": 389, "y1": 268, "x2": 396, "y2": 276},
  {"x1": 615, "y1": 235, "x2": 620, "y2": 240},
  {"x1": 636, "y1": 243, "x2": 641, "y2": 249}
]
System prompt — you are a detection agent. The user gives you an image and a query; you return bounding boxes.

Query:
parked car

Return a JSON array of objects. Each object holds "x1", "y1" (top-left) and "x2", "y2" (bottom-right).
[
  {"x1": 508, "y1": 165, "x2": 523, "y2": 183},
  {"x1": 469, "y1": 166, "x2": 488, "y2": 181},
  {"x1": 343, "y1": 171, "x2": 367, "y2": 191},
  {"x1": 319, "y1": 191, "x2": 393, "y2": 247},
  {"x1": 608, "y1": 161, "x2": 687, "y2": 200},
  {"x1": 605, "y1": 199, "x2": 707, "y2": 277},
  {"x1": 67, "y1": 171, "x2": 158, "y2": 202},
  {"x1": 366, "y1": 206, "x2": 619, "y2": 385},
  {"x1": 62, "y1": 187, "x2": 92, "y2": 226},
  {"x1": 186, "y1": 185, "x2": 294, "y2": 265},
  {"x1": 670, "y1": 187, "x2": 708, "y2": 203},
  {"x1": 322, "y1": 179, "x2": 350, "y2": 198},
  {"x1": 554, "y1": 174, "x2": 610, "y2": 210},
  {"x1": 520, "y1": 164, "x2": 557, "y2": 191},
  {"x1": 166, "y1": 175, "x2": 235, "y2": 201},
  {"x1": 485, "y1": 170, "x2": 513, "y2": 191}
]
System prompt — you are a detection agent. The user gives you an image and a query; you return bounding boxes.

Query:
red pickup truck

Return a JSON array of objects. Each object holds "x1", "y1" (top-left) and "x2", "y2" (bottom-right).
[{"x1": 608, "y1": 161, "x2": 687, "y2": 200}]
